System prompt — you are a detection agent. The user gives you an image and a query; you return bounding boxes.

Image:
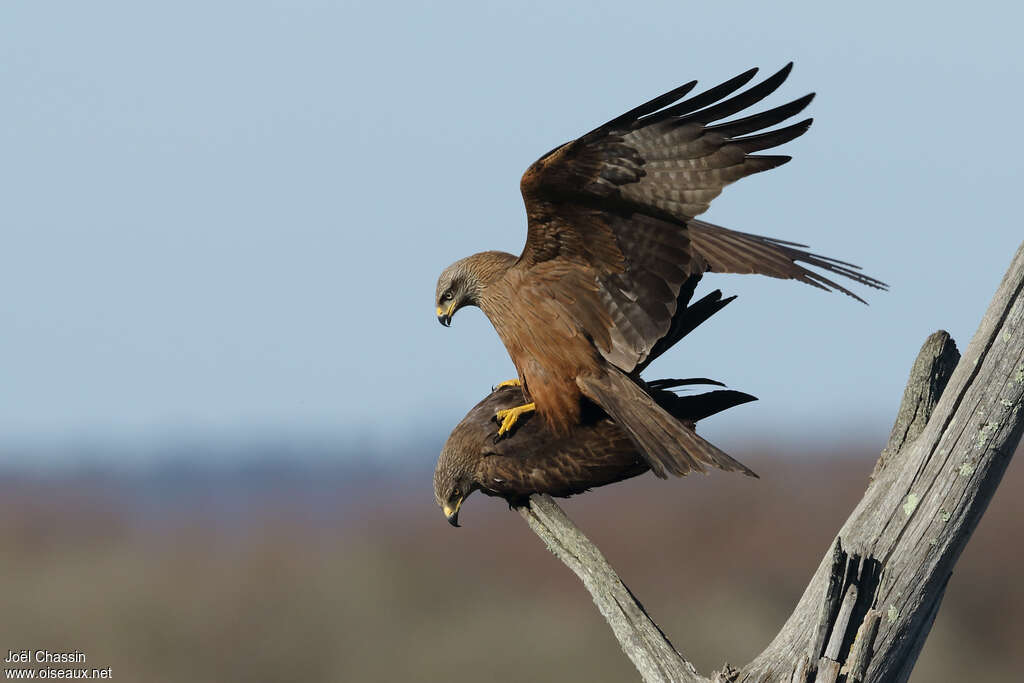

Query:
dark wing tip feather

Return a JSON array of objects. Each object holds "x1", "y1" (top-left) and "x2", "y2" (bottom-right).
[
  {"x1": 673, "y1": 63, "x2": 796, "y2": 128},
  {"x1": 647, "y1": 378, "x2": 728, "y2": 390},
  {"x1": 635, "y1": 284, "x2": 737, "y2": 374},
  {"x1": 645, "y1": 67, "x2": 761, "y2": 124},
  {"x1": 708, "y1": 92, "x2": 816, "y2": 137},
  {"x1": 664, "y1": 389, "x2": 759, "y2": 420},
  {"x1": 733, "y1": 119, "x2": 813, "y2": 154},
  {"x1": 746, "y1": 155, "x2": 793, "y2": 173},
  {"x1": 596, "y1": 80, "x2": 699, "y2": 134},
  {"x1": 593, "y1": 64, "x2": 784, "y2": 134},
  {"x1": 748, "y1": 61, "x2": 793, "y2": 99}
]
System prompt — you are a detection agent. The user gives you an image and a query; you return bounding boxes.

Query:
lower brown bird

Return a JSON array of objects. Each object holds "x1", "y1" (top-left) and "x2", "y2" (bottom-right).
[
  {"x1": 434, "y1": 380, "x2": 756, "y2": 526},
  {"x1": 434, "y1": 277, "x2": 755, "y2": 526}
]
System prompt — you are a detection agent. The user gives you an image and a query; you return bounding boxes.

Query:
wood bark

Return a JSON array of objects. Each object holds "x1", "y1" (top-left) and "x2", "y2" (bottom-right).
[{"x1": 518, "y1": 241, "x2": 1024, "y2": 682}]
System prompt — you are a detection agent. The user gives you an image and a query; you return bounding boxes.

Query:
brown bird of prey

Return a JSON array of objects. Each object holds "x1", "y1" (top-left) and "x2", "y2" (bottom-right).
[
  {"x1": 435, "y1": 278, "x2": 756, "y2": 526},
  {"x1": 434, "y1": 63, "x2": 886, "y2": 480},
  {"x1": 435, "y1": 381, "x2": 755, "y2": 526}
]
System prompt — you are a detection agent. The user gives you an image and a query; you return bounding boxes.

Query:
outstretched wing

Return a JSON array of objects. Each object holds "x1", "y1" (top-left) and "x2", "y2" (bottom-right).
[
  {"x1": 515, "y1": 64, "x2": 887, "y2": 373},
  {"x1": 520, "y1": 63, "x2": 811, "y2": 225}
]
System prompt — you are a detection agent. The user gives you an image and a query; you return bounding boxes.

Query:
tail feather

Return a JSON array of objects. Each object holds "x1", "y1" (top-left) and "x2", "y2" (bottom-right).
[{"x1": 577, "y1": 371, "x2": 757, "y2": 479}]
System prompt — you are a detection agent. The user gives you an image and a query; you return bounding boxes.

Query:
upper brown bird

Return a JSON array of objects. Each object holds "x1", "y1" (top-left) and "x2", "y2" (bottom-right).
[
  {"x1": 434, "y1": 64, "x2": 886, "y2": 479},
  {"x1": 435, "y1": 278, "x2": 757, "y2": 526}
]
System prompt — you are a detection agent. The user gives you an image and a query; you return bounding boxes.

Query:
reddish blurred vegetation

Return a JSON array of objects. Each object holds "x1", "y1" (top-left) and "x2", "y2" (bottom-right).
[{"x1": 0, "y1": 446, "x2": 1020, "y2": 682}]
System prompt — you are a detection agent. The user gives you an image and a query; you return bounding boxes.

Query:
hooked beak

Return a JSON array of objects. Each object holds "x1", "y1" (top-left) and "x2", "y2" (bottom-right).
[
  {"x1": 443, "y1": 498, "x2": 463, "y2": 527},
  {"x1": 436, "y1": 303, "x2": 456, "y2": 327}
]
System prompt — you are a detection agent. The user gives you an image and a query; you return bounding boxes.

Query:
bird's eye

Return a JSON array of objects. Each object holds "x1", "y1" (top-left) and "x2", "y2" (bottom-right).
[
  {"x1": 452, "y1": 488, "x2": 460, "y2": 498},
  {"x1": 442, "y1": 291, "x2": 454, "y2": 302}
]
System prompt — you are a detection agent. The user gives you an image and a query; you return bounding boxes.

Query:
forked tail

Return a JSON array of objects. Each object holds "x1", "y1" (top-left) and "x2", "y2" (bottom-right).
[{"x1": 577, "y1": 370, "x2": 757, "y2": 479}]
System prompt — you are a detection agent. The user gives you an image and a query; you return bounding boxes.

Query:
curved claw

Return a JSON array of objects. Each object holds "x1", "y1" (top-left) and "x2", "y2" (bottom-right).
[
  {"x1": 495, "y1": 402, "x2": 536, "y2": 438},
  {"x1": 492, "y1": 378, "x2": 522, "y2": 392}
]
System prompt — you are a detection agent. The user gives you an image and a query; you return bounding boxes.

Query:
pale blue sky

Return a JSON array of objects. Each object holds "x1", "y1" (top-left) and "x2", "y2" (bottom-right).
[{"x1": 2, "y1": 1, "x2": 1021, "y2": 461}]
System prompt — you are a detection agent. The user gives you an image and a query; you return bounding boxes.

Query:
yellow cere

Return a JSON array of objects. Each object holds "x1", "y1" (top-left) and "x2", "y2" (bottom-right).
[{"x1": 443, "y1": 498, "x2": 463, "y2": 517}]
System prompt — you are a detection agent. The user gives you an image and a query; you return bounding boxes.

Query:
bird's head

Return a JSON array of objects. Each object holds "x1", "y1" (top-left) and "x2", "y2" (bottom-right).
[
  {"x1": 434, "y1": 258, "x2": 480, "y2": 328},
  {"x1": 433, "y1": 382, "x2": 523, "y2": 527},
  {"x1": 433, "y1": 445, "x2": 477, "y2": 527},
  {"x1": 434, "y1": 251, "x2": 516, "y2": 327}
]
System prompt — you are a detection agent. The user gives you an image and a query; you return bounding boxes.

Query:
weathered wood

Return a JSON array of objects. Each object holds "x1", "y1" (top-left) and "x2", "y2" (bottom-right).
[
  {"x1": 517, "y1": 494, "x2": 702, "y2": 683},
  {"x1": 808, "y1": 540, "x2": 845, "y2": 663},
  {"x1": 872, "y1": 331, "x2": 961, "y2": 479},
  {"x1": 790, "y1": 655, "x2": 809, "y2": 683},
  {"x1": 711, "y1": 664, "x2": 738, "y2": 683},
  {"x1": 842, "y1": 609, "x2": 881, "y2": 683},
  {"x1": 518, "y1": 241, "x2": 1024, "y2": 682},
  {"x1": 812, "y1": 658, "x2": 841, "y2": 683},
  {"x1": 741, "y1": 241, "x2": 1024, "y2": 681},
  {"x1": 889, "y1": 572, "x2": 949, "y2": 683},
  {"x1": 823, "y1": 583, "x2": 858, "y2": 661}
]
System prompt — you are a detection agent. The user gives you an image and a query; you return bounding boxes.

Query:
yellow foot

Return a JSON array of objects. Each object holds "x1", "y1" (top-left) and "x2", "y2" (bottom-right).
[
  {"x1": 493, "y1": 379, "x2": 522, "y2": 390},
  {"x1": 495, "y1": 402, "x2": 536, "y2": 437}
]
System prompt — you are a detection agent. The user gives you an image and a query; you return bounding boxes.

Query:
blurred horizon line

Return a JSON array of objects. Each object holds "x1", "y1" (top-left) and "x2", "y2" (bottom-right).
[{"x1": 0, "y1": 426, "x2": 888, "y2": 474}]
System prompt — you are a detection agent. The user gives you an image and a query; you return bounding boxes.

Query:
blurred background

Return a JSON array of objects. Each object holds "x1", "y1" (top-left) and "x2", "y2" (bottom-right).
[{"x1": 2, "y1": 1, "x2": 1021, "y2": 681}]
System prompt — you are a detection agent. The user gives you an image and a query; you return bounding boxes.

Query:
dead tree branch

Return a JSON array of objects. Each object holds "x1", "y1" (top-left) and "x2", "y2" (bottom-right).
[
  {"x1": 518, "y1": 241, "x2": 1024, "y2": 682},
  {"x1": 520, "y1": 495, "x2": 702, "y2": 682}
]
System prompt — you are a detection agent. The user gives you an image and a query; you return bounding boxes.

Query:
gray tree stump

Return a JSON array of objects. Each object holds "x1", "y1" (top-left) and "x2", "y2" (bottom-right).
[{"x1": 519, "y1": 241, "x2": 1024, "y2": 682}]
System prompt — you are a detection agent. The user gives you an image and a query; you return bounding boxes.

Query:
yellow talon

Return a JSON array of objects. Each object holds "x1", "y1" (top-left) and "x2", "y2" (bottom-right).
[
  {"x1": 496, "y1": 402, "x2": 536, "y2": 437},
  {"x1": 494, "y1": 379, "x2": 522, "y2": 390}
]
